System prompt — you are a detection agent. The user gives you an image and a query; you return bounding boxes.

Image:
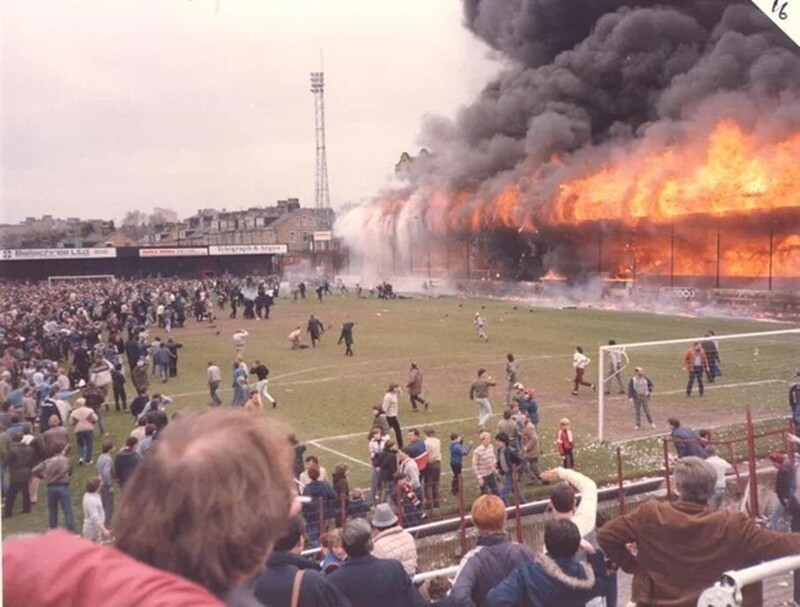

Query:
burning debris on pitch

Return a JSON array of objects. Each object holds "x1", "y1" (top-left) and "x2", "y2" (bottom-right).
[{"x1": 337, "y1": 1, "x2": 800, "y2": 293}]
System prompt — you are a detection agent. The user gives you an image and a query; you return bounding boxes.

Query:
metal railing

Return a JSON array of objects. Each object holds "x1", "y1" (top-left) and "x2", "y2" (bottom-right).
[{"x1": 696, "y1": 555, "x2": 800, "y2": 606}]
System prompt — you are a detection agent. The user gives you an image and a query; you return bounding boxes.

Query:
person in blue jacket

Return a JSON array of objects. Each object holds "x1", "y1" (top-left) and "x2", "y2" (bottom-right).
[{"x1": 486, "y1": 519, "x2": 608, "y2": 607}]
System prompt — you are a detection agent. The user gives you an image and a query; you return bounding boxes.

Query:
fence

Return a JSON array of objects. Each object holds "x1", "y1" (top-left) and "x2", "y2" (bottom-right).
[{"x1": 300, "y1": 406, "x2": 792, "y2": 600}]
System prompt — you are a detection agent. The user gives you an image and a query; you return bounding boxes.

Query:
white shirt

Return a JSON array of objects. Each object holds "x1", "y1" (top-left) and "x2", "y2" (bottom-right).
[
  {"x1": 573, "y1": 352, "x2": 590, "y2": 370},
  {"x1": 82, "y1": 491, "x2": 105, "y2": 538},
  {"x1": 705, "y1": 455, "x2": 733, "y2": 490}
]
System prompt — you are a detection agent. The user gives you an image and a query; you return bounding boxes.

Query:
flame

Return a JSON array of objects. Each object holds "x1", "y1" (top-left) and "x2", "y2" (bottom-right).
[
  {"x1": 550, "y1": 120, "x2": 800, "y2": 225},
  {"x1": 541, "y1": 269, "x2": 568, "y2": 281},
  {"x1": 369, "y1": 119, "x2": 800, "y2": 280}
]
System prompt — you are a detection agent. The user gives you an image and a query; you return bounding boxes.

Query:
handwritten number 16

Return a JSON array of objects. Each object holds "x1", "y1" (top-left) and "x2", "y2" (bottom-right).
[{"x1": 773, "y1": 0, "x2": 789, "y2": 20}]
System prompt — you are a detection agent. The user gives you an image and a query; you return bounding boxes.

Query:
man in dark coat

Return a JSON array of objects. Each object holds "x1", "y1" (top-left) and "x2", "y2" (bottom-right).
[
  {"x1": 338, "y1": 322, "x2": 354, "y2": 357},
  {"x1": 327, "y1": 518, "x2": 426, "y2": 607},
  {"x1": 3, "y1": 431, "x2": 35, "y2": 516},
  {"x1": 306, "y1": 315, "x2": 325, "y2": 348},
  {"x1": 255, "y1": 516, "x2": 351, "y2": 607}
]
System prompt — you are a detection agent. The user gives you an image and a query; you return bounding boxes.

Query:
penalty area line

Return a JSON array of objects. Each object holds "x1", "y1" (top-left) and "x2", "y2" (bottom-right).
[{"x1": 307, "y1": 441, "x2": 373, "y2": 469}]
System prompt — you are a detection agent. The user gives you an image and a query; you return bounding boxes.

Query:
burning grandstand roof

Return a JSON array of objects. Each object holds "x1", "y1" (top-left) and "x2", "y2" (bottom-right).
[{"x1": 337, "y1": 1, "x2": 800, "y2": 286}]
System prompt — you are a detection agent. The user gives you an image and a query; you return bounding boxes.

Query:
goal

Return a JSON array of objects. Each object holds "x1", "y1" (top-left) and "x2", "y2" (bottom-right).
[
  {"x1": 47, "y1": 274, "x2": 116, "y2": 287},
  {"x1": 597, "y1": 328, "x2": 800, "y2": 442}
]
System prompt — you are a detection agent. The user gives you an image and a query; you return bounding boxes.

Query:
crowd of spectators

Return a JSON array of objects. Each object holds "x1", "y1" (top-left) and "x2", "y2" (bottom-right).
[{"x1": 3, "y1": 277, "x2": 800, "y2": 607}]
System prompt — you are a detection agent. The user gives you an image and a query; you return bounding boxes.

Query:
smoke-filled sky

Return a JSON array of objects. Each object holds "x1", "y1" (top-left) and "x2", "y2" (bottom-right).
[
  {"x1": 336, "y1": 0, "x2": 800, "y2": 279},
  {"x1": 0, "y1": 0, "x2": 499, "y2": 224}
]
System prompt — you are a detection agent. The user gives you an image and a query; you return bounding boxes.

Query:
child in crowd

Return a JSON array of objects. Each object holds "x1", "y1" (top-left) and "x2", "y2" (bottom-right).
[
  {"x1": 82, "y1": 476, "x2": 110, "y2": 542},
  {"x1": 449, "y1": 433, "x2": 473, "y2": 496},
  {"x1": 347, "y1": 488, "x2": 369, "y2": 519},
  {"x1": 427, "y1": 575, "x2": 453, "y2": 605},
  {"x1": 394, "y1": 471, "x2": 426, "y2": 525},
  {"x1": 319, "y1": 529, "x2": 346, "y2": 574},
  {"x1": 556, "y1": 418, "x2": 575, "y2": 469}
]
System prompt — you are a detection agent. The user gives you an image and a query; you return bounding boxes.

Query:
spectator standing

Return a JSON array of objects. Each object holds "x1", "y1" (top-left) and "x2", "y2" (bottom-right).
[
  {"x1": 377, "y1": 440, "x2": 398, "y2": 504},
  {"x1": 338, "y1": 321, "x2": 355, "y2": 357},
  {"x1": 113, "y1": 409, "x2": 295, "y2": 606},
  {"x1": 449, "y1": 433, "x2": 473, "y2": 496},
  {"x1": 206, "y1": 361, "x2": 222, "y2": 406},
  {"x1": 496, "y1": 432, "x2": 523, "y2": 506},
  {"x1": 114, "y1": 436, "x2": 141, "y2": 489},
  {"x1": 472, "y1": 431, "x2": 498, "y2": 495},
  {"x1": 368, "y1": 427, "x2": 388, "y2": 504},
  {"x1": 447, "y1": 494, "x2": 537, "y2": 607},
  {"x1": 628, "y1": 366, "x2": 656, "y2": 430},
  {"x1": 598, "y1": 456, "x2": 800, "y2": 607},
  {"x1": 32, "y1": 446, "x2": 75, "y2": 532},
  {"x1": 327, "y1": 519, "x2": 426, "y2": 607},
  {"x1": 302, "y1": 465, "x2": 339, "y2": 548},
  {"x1": 603, "y1": 339, "x2": 628, "y2": 395},
  {"x1": 705, "y1": 445, "x2": 733, "y2": 511},
  {"x1": 556, "y1": 418, "x2": 575, "y2": 469},
  {"x1": 370, "y1": 503, "x2": 419, "y2": 578},
  {"x1": 668, "y1": 418, "x2": 708, "y2": 459},
  {"x1": 767, "y1": 451, "x2": 792, "y2": 529},
  {"x1": 423, "y1": 427, "x2": 442, "y2": 509},
  {"x1": 383, "y1": 384, "x2": 403, "y2": 449},
  {"x1": 504, "y1": 353, "x2": 518, "y2": 405},
  {"x1": 701, "y1": 330, "x2": 722, "y2": 383},
  {"x1": 518, "y1": 410, "x2": 543, "y2": 484},
  {"x1": 571, "y1": 346, "x2": 595, "y2": 396},
  {"x1": 82, "y1": 476, "x2": 110, "y2": 542},
  {"x1": 469, "y1": 368, "x2": 496, "y2": 430},
  {"x1": 682, "y1": 341, "x2": 709, "y2": 397},
  {"x1": 3, "y1": 431, "x2": 34, "y2": 517},
  {"x1": 486, "y1": 519, "x2": 607, "y2": 607},
  {"x1": 96, "y1": 440, "x2": 115, "y2": 526},
  {"x1": 111, "y1": 363, "x2": 128, "y2": 412},
  {"x1": 69, "y1": 397, "x2": 97, "y2": 465},
  {"x1": 254, "y1": 516, "x2": 351, "y2": 607},
  {"x1": 42, "y1": 415, "x2": 68, "y2": 456},
  {"x1": 406, "y1": 362, "x2": 430, "y2": 412},
  {"x1": 790, "y1": 370, "x2": 800, "y2": 433}
]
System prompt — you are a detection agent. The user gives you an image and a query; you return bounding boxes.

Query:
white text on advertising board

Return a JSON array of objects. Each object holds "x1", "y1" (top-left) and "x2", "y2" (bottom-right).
[
  {"x1": 0, "y1": 248, "x2": 118, "y2": 261},
  {"x1": 208, "y1": 244, "x2": 288, "y2": 256}
]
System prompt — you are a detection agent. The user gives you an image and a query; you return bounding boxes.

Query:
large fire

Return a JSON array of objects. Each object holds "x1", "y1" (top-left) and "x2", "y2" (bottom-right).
[
  {"x1": 382, "y1": 120, "x2": 800, "y2": 280},
  {"x1": 550, "y1": 120, "x2": 800, "y2": 225}
]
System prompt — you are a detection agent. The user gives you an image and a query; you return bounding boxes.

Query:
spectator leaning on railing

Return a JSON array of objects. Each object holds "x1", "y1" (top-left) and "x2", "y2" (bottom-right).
[{"x1": 598, "y1": 456, "x2": 800, "y2": 607}]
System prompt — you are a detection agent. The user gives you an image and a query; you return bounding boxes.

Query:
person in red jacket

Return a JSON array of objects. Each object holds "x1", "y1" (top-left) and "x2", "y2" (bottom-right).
[
  {"x1": 556, "y1": 418, "x2": 575, "y2": 469},
  {"x1": 3, "y1": 530, "x2": 223, "y2": 607}
]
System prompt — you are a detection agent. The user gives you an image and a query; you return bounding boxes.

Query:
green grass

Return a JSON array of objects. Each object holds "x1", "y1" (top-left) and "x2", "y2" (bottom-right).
[{"x1": 3, "y1": 294, "x2": 798, "y2": 536}]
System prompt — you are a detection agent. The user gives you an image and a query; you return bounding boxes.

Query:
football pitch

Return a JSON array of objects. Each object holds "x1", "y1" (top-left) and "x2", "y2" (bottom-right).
[{"x1": 3, "y1": 293, "x2": 799, "y2": 537}]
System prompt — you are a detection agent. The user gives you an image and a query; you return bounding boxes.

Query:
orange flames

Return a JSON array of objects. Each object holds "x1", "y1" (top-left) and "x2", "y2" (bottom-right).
[
  {"x1": 378, "y1": 119, "x2": 800, "y2": 279},
  {"x1": 550, "y1": 120, "x2": 800, "y2": 225}
]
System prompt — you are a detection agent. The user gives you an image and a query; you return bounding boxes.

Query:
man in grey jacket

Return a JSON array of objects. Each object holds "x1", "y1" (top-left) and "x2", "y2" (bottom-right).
[{"x1": 33, "y1": 446, "x2": 75, "y2": 532}]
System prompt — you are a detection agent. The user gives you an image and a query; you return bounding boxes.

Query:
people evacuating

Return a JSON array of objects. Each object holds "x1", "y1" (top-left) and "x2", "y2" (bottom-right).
[
  {"x1": 571, "y1": 346, "x2": 595, "y2": 395},
  {"x1": 474, "y1": 313, "x2": 488, "y2": 341},
  {"x1": 470, "y1": 368, "x2": 496, "y2": 430}
]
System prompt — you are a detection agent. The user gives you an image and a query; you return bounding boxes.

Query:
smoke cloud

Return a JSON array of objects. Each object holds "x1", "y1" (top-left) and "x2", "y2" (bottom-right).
[{"x1": 337, "y1": 1, "x2": 800, "y2": 282}]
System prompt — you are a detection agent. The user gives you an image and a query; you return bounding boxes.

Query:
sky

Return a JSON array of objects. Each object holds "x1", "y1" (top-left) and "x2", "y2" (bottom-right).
[{"x1": 0, "y1": 0, "x2": 499, "y2": 224}]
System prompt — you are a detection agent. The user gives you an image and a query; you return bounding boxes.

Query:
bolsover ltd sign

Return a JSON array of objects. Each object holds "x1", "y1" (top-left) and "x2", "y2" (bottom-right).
[
  {"x1": 1, "y1": 248, "x2": 117, "y2": 261},
  {"x1": 208, "y1": 244, "x2": 288, "y2": 256}
]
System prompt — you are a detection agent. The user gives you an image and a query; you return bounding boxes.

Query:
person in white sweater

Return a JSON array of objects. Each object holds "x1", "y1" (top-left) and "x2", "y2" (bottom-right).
[{"x1": 82, "y1": 476, "x2": 110, "y2": 542}]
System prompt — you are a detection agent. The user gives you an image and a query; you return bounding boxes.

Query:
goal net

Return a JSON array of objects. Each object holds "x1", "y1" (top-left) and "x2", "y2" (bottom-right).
[
  {"x1": 597, "y1": 328, "x2": 800, "y2": 442},
  {"x1": 48, "y1": 274, "x2": 116, "y2": 287}
]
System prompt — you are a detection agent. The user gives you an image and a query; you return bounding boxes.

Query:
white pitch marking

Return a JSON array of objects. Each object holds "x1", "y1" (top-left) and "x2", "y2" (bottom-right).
[{"x1": 307, "y1": 440, "x2": 373, "y2": 469}]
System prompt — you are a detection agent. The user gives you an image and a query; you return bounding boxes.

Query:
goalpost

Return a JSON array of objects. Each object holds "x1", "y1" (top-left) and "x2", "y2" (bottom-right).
[
  {"x1": 48, "y1": 274, "x2": 116, "y2": 287},
  {"x1": 597, "y1": 328, "x2": 800, "y2": 442}
]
